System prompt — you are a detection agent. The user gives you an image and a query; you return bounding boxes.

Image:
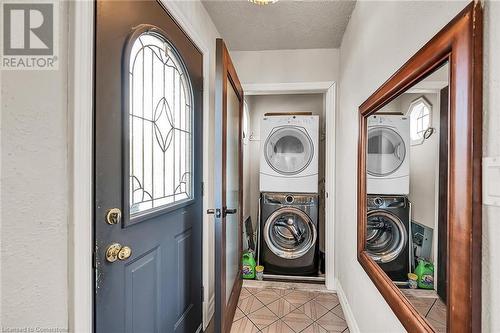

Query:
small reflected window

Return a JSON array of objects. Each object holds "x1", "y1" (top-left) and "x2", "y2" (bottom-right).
[{"x1": 408, "y1": 97, "x2": 432, "y2": 145}]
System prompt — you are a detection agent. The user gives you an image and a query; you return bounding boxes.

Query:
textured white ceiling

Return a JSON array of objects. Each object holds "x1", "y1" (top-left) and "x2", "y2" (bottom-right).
[{"x1": 202, "y1": 0, "x2": 356, "y2": 51}]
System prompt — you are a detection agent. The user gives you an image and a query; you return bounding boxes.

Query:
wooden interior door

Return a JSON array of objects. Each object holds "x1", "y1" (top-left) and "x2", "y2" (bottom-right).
[
  {"x1": 94, "y1": 1, "x2": 203, "y2": 331},
  {"x1": 213, "y1": 38, "x2": 244, "y2": 333}
]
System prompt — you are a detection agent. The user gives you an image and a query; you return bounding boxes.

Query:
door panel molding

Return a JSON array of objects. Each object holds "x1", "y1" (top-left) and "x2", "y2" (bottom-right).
[{"x1": 125, "y1": 248, "x2": 161, "y2": 333}]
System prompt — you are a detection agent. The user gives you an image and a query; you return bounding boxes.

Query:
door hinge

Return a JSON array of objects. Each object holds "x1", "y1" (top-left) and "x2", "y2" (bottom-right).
[
  {"x1": 201, "y1": 182, "x2": 204, "y2": 196},
  {"x1": 202, "y1": 286, "x2": 205, "y2": 302}
]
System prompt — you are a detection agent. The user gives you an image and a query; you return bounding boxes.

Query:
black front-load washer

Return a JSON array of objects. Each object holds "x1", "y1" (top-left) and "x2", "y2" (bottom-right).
[
  {"x1": 260, "y1": 193, "x2": 319, "y2": 276},
  {"x1": 366, "y1": 195, "x2": 411, "y2": 282}
]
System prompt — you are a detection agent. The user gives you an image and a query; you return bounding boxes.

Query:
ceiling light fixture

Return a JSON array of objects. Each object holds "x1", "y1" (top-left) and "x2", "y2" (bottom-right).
[{"x1": 248, "y1": 0, "x2": 278, "y2": 5}]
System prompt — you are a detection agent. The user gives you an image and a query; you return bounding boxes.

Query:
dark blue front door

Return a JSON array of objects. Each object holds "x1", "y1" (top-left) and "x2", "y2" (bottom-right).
[{"x1": 94, "y1": 1, "x2": 203, "y2": 332}]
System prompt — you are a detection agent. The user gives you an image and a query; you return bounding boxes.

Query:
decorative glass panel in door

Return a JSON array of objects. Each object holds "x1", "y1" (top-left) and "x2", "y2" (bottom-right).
[
  {"x1": 128, "y1": 32, "x2": 193, "y2": 217},
  {"x1": 367, "y1": 127, "x2": 406, "y2": 177},
  {"x1": 264, "y1": 127, "x2": 314, "y2": 175},
  {"x1": 226, "y1": 82, "x2": 240, "y2": 304}
]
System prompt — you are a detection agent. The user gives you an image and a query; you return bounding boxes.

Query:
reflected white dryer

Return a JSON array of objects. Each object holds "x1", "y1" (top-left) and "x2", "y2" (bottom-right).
[
  {"x1": 260, "y1": 115, "x2": 319, "y2": 193},
  {"x1": 367, "y1": 115, "x2": 410, "y2": 195}
]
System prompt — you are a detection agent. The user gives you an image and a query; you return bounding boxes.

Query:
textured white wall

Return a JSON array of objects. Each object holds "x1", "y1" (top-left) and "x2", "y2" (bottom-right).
[
  {"x1": 230, "y1": 48, "x2": 340, "y2": 84},
  {"x1": 336, "y1": 1, "x2": 468, "y2": 332},
  {"x1": 482, "y1": 1, "x2": 500, "y2": 331},
  {"x1": 1, "y1": 1, "x2": 69, "y2": 330}
]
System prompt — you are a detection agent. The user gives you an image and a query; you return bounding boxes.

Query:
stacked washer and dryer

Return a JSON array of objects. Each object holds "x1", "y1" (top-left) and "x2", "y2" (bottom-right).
[
  {"x1": 259, "y1": 115, "x2": 320, "y2": 276},
  {"x1": 366, "y1": 115, "x2": 412, "y2": 282}
]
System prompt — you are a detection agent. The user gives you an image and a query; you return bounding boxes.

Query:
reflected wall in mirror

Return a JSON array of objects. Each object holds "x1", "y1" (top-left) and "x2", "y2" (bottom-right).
[
  {"x1": 366, "y1": 63, "x2": 449, "y2": 332},
  {"x1": 357, "y1": 3, "x2": 482, "y2": 333}
]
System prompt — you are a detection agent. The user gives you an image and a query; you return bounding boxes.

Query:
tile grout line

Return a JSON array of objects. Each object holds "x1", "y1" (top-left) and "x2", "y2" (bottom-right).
[{"x1": 424, "y1": 298, "x2": 438, "y2": 318}]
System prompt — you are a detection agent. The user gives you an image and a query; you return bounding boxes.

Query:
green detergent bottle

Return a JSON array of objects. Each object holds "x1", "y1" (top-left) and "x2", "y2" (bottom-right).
[
  {"x1": 415, "y1": 259, "x2": 434, "y2": 289},
  {"x1": 242, "y1": 251, "x2": 256, "y2": 279}
]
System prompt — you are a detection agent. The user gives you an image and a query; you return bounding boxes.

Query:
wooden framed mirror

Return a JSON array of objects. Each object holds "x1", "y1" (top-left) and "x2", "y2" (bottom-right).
[{"x1": 357, "y1": 2, "x2": 482, "y2": 332}]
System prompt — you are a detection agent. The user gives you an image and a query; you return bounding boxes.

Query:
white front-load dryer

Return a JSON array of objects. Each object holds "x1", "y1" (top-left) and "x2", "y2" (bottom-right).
[
  {"x1": 367, "y1": 115, "x2": 410, "y2": 195},
  {"x1": 260, "y1": 115, "x2": 319, "y2": 193}
]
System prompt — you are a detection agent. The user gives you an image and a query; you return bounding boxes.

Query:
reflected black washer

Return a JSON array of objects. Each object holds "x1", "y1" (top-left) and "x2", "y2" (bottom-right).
[
  {"x1": 260, "y1": 193, "x2": 319, "y2": 276},
  {"x1": 366, "y1": 195, "x2": 411, "y2": 282}
]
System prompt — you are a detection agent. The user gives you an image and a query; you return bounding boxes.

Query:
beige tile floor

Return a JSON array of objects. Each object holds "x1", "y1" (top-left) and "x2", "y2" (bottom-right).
[
  {"x1": 231, "y1": 282, "x2": 349, "y2": 333},
  {"x1": 404, "y1": 291, "x2": 447, "y2": 333}
]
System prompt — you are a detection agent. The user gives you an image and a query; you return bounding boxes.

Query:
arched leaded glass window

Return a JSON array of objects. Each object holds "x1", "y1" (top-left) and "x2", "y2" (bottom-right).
[{"x1": 128, "y1": 31, "x2": 193, "y2": 216}]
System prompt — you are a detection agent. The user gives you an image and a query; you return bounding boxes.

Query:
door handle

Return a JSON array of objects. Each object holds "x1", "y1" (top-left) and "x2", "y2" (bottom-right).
[
  {"x1": 207, "y1": 208, "x2": 222, "y2": 218},
  {"x1": 206, "y1": 208, "x2": 236, "y2": 217},
  {"x1": 105, "y1": 243, "x2": 132, "y2": 262},
  {"x1": 223, "y1": 207, "x2": 237, "y2": 217}
]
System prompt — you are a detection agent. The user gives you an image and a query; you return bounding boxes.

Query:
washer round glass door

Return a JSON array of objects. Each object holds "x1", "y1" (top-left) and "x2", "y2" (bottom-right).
[
  {"x1": 366, "y1": 210, "x2": 407, "y2": 263},
  {"x1": 367, "y1": 127, "x2": 406, "y2": 177},
  {"x1": 264, "y1": 207, "x2": 316, "y2": 259},
  {"x1": 264, "y1": 126, "x2": 314, "y2": 175}
]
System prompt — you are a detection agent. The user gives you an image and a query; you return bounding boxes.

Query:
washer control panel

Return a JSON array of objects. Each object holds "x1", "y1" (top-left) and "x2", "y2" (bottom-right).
[{"x1": 263, "y1": 193, "x2": 318, "y2": 206}]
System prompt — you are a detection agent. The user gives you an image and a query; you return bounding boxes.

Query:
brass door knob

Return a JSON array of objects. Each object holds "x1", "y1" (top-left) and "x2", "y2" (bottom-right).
[
  {"x1": 106, "y1": 243, "x2": 122, "y2": 262},
  {"x1": 106, "y1": 243, "x2": 132, "y2": 262}
]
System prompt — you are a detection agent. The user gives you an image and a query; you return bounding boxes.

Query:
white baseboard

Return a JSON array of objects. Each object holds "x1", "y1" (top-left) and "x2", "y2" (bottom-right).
[{"x1": 335, "y1": 279, "x2": 360, "y2": 333}]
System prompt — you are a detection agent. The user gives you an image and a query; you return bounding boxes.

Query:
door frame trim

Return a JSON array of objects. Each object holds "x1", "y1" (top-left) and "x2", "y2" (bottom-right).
[
  {"x1": 69, "y1": 1, "x2": 94, "y2": 332},
  {"x1": 244, "y1": 81, "x2": 337, "y2": 290},
  {"x1": 70, "y1": 1, "x2": 214, "y2": 331}
]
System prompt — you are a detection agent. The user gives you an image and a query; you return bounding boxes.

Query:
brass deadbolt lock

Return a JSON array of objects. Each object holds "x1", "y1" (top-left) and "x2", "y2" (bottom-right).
[
  {"x1": 106, "y1": 243, "x2": 132, "y2": 262},
  {"x1": 106, "y1": 208, "x2": 122, "y2": 225}
]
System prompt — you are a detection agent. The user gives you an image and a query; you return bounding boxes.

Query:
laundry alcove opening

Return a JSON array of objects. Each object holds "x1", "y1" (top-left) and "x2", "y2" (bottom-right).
[{"x1": 242, "y1": 91, "x2": 330, "y2": 284}]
